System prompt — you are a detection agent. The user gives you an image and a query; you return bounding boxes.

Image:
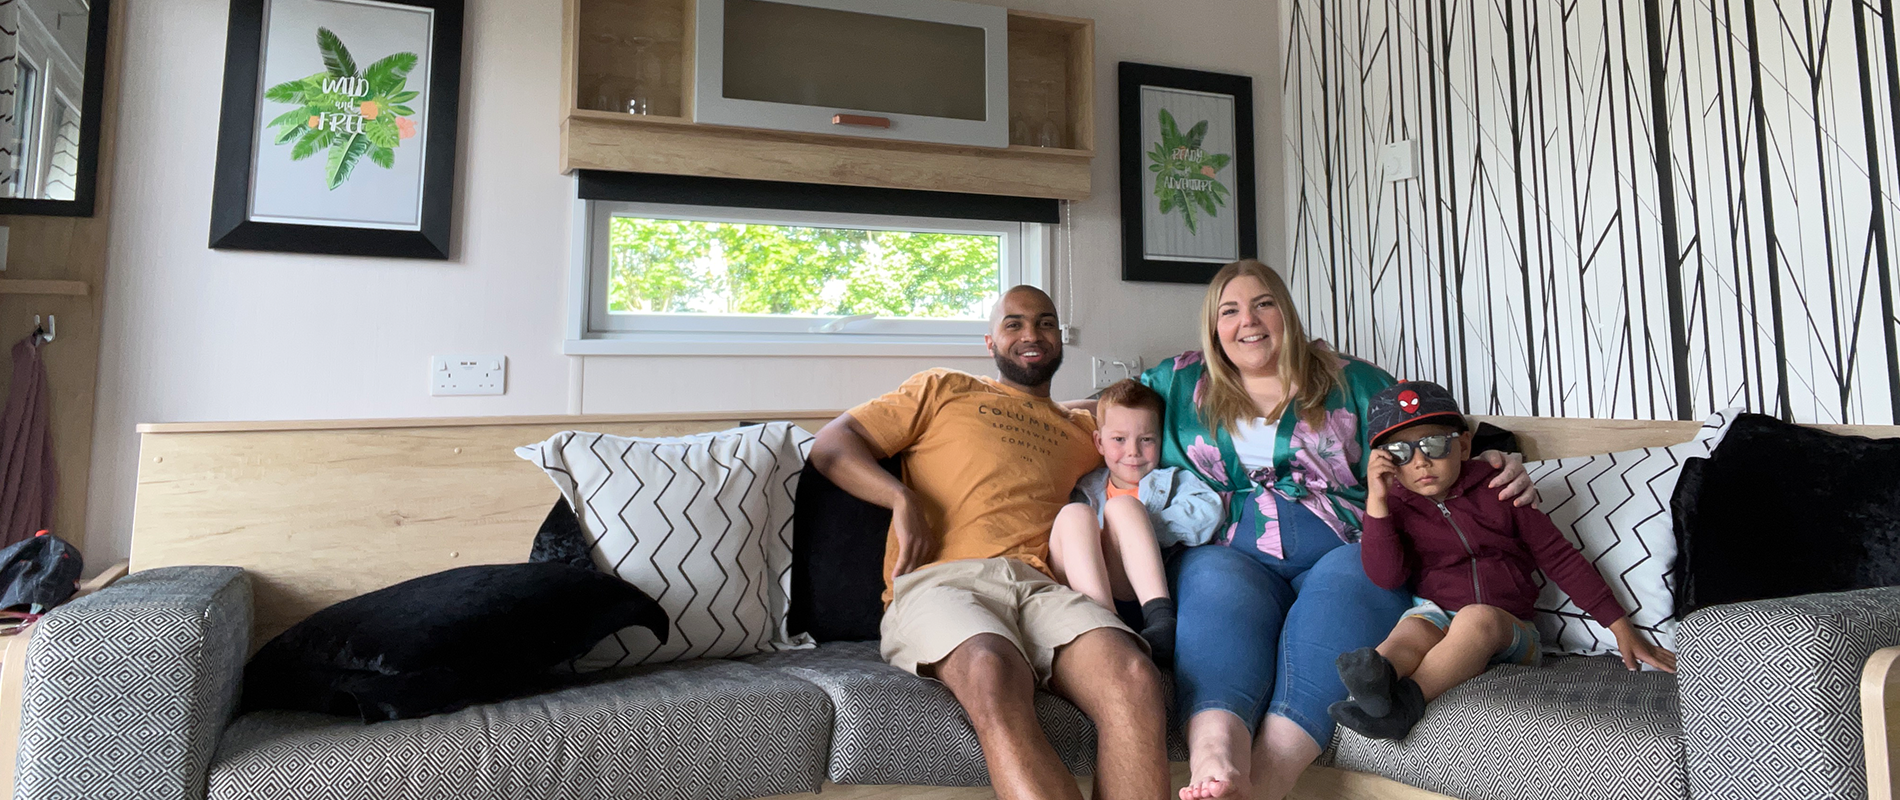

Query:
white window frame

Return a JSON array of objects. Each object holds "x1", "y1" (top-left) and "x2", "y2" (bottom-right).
[{"x1": 566, "y1": 198, "x2": 1048, "y2": 356}]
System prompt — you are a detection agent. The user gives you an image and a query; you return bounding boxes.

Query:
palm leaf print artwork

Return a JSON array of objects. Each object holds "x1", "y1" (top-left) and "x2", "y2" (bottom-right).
[
  {"x1": 1147, "y1": 108, "x2": 1232, "y2": 234},
  {"x1": 263, "y1": 28, "x2": 421, "y2": 190}
]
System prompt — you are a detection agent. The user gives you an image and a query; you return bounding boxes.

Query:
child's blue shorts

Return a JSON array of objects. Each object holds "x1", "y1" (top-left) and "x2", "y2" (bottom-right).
[{"x1": 1402, "y1": 598, "x2": 1542, "y2": 666}]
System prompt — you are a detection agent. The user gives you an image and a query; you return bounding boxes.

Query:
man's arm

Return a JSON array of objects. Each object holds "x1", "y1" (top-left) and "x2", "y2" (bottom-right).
[{"x1": 811, "y1": 413, "x2": 934, "y2": 579}]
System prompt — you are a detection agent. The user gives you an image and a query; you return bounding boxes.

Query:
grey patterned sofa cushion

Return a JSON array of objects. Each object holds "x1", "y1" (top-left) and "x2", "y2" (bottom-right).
[
  {"x1": 1323, "y1": 655, "x2": 1684, "y2": 800},
  {"x1": 746, "y1": 641, "x2": 1186, "y2": 785},
  {"x1": 1679, "y1": 586, "x2": 1900, "y2": 800},
  {"x1": 208, "y1": 659, "x2": 831, "y2": 800},
  {"x1": 16, "y1": 566, "x2": 251, "y2": 800}
]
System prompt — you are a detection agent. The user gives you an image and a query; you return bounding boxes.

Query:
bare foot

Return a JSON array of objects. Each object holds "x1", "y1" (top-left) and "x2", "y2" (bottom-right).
[{"x1": 1179, "y1": 767, "x2": 1246, "y2": 800}]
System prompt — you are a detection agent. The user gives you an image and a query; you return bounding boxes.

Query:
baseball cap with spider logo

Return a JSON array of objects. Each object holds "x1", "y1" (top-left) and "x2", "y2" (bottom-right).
[{"x1": 1367, "y1": 381, "x2": 1468, "y2": 446}]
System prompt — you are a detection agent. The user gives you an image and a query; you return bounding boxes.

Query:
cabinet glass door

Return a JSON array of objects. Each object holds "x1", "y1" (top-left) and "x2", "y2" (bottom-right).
[{"x1": 695, "y1": 0, "x2": 1008, "y2": 147}]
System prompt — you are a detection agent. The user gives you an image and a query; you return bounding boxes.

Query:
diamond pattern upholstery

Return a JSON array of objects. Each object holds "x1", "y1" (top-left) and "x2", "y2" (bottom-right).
[
  {"x1": 208, "y1": 659, "x2": 830, "y2": 800},
  {"x1": 15, "y1": 566, "x2": 252, "y2": 800},
  {"x1": 1679, "y1": 587, "x2": 1900, "y2": 800},
  {"x1": 1325, "y1": 655, "x2": 1684, "y2": 800}
]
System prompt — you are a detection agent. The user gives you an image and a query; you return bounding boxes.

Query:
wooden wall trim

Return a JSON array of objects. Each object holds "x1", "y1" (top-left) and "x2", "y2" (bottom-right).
[{"x1": 136, "y1": 409, "x2": 849, "y2": 434}]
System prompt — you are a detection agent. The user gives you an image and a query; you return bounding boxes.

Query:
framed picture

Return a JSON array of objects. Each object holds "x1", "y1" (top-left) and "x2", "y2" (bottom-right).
[
  {"x1": 1118, "y1": 62, "x2": 1256, "y2": 284},
  {"x1": 210, "y1": 0, "x2": 463, "y2": 259}
]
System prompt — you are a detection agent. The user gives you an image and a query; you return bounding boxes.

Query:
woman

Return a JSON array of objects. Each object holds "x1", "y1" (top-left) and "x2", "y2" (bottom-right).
[{"x1": 1142, "y1": 260, "x2": 1532, "y2": 800}]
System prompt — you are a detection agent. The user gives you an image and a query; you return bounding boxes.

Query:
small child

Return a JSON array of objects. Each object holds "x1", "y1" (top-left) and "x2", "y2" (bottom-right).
[
  {"x1": 1051, "y1": 379, "x2": 1223, "y2": 664},
  {"x1": 1329, "y1": 380, "x2": 1676, "y2": 740}
]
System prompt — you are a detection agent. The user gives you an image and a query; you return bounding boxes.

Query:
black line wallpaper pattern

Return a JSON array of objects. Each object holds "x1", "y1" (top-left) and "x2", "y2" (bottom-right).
[{"x1": 1285, "y1": 0, "x2": 1900, "y2": 424}]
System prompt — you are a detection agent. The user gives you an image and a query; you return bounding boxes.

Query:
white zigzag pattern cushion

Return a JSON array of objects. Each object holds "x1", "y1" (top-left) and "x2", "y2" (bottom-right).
[
  {"x1": 1525, "y1": 408, "x2": 1739, "y2": 656},
  {"x1": 518, "y1": 422, "x2": 816, "y2": 669}
]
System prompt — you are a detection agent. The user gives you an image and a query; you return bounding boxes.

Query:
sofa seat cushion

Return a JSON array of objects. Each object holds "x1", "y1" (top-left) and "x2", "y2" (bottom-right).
[
  {"x1": 1323, "y1": 656, "x2": 1684, "y2": 800},
  {"x1": 746, "y1": 641, "x2": 1187, "y2": 786},
  {"x1": 207, "y1": 659, "x2": 830, "y2": 800}
]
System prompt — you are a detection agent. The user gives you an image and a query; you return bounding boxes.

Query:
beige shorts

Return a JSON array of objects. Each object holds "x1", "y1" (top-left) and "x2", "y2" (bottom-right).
[{"x1": 880, "y1": 557, "x2": 1139, "y2": 684}]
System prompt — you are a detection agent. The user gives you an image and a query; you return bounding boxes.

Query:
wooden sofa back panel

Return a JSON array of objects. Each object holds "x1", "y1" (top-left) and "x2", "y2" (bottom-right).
[
  {"x1": 130, "y1": 413, "x2": 837, "y2": 647},
  {"x1": 129, "y1": 410, "x2": 1900, "y2": 648},
  {"x1": 1474, "y1": 414, "x2": 1896, "y2": 460}
]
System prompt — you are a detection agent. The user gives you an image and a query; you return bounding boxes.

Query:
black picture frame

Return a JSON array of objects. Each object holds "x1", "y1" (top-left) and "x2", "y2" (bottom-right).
[
  {"x1": 1118, "y1": 62, "x2": 1256, "y2": 284},
  {"x1": 209, "y1": 0, "x2": 463, "y2": 259},
  {"x1": 0, "y1": 0, "x2": 111, "y2": 217}
]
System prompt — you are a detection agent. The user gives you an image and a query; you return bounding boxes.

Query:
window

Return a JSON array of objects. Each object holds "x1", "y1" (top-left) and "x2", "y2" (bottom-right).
[
  {"x1": 43, "y1": 97, "x2": 78, "y2": 201},
  {"x1": 7, "y1": 57, "x2": 39, "y2": 198},
  {"x1": 570, "y1": 201, "x2": 1045, "y2": 355}
]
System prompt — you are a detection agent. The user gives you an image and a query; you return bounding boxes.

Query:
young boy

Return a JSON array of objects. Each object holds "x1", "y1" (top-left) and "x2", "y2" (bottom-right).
[
  {"x1": 1051, "y1": 379, "x2": 1222, "y2": 663},
  {"x1": 1329, "y1": 380, "x2": 1676, "y2": 740}
]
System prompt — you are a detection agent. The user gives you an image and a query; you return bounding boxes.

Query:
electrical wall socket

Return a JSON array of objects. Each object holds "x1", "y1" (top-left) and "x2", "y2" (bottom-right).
[
  {"x1": 431, "y1": 355, "x2": 506, "y2": 396},
  {"x1": 1090, "y1": 356, "x2": 1143, "y2": 390}
]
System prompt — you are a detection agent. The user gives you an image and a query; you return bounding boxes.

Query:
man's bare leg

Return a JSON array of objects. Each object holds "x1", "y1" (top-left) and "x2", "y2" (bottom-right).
[
  {"x1": 1049, "y1": 628, "x2": 1169, "y2": 800},
  {"x1": 936, "y1": 633, "x2": 1082, "y2": 800}
]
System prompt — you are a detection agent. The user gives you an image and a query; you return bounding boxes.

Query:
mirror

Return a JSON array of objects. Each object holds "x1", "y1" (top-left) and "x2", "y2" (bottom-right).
[{"x1": 0, "y1": 0, "x2": 107, "y2": 215}]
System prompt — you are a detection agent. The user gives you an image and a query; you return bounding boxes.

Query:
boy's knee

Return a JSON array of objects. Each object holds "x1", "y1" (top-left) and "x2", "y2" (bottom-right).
[
  {"x1": 1056, "y1": 502, "x2": 1098, "y2": 526},
  {"x1": 1453, "y1": 604, "x2": 1516, "y2": 643},
  {"x1": 1052, "y1": 505, "x2": 1099, "y2": 544},
  {"x1": 1103, "y1": 494, "x2": 1146, "y2": 515}
]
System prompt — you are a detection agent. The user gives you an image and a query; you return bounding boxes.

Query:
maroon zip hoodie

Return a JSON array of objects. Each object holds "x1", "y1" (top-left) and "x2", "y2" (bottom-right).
[{"x1": 1359, "y1": 460, "x2": 1626, "y2": 626}]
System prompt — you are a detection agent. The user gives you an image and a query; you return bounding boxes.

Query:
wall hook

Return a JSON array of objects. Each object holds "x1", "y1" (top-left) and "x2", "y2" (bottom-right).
[{"x1": 33, "y1": 315, "x2": 53, "y2": 344}]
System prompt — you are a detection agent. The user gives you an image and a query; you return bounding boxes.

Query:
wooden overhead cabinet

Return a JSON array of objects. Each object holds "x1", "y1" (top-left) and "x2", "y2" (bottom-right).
[{"x1": 560, "y1": 0, "x2": 1095, "y2": 200}]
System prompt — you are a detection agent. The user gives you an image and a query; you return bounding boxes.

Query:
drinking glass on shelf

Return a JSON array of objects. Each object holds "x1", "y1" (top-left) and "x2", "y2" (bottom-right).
[
  {"x1": 624, "y1": 36, "x2": 656, "y2": 115},
  {"x1": 1034, "y1": 79, "x2": 1063, "y2": 148},
  {"x1": 587, "y1": 34, "x2": 627, "y2": 112}
]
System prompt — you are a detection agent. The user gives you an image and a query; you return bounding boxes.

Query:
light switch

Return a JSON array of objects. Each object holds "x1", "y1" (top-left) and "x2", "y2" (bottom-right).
[
  {"x1": 431, "y1": 354, "x2": 506, "y2": 396},
  {"x1": 1382, "y1": 139, "x2": 1421, "y2": 182}
]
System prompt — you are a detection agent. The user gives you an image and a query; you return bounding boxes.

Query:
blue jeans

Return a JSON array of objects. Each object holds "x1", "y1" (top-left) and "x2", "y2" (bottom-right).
[{"x1": 1169, "y1": 494, "x2": 1409, "y2": 747}]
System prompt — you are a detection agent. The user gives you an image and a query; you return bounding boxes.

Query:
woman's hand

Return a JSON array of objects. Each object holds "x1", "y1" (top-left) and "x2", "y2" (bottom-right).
[
  {"x1": 1609, "y1": 617, "x2": 1677, "y2": 672},
  {"x1": 1480, "y1": 450, "x2": 1538, "y2": 507}
]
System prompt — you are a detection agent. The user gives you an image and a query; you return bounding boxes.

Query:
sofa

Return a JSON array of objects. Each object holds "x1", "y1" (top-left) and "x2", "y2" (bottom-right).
[{"x1": 17, "y1": 411, "x2": 1899, "y2": 800}]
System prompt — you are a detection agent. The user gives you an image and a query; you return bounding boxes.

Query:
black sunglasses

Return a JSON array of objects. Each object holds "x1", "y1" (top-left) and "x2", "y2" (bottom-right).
[{"x1": 1377, "y1": 432, "x2": 1462, "y2": 465}]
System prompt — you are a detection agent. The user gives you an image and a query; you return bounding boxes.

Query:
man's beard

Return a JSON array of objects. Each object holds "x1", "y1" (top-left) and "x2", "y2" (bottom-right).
[{"x1": 993, "y1": 345, "x2": 1064, "y2": 387}]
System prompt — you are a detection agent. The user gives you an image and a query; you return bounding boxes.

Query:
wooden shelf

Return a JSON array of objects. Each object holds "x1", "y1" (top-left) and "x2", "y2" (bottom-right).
[
  {"x1": 561, "y1": 0, "x2": 1096, "y2": 200},
  {"x1": 0, "y1": 279, "x2": 87, "y2": 296}
]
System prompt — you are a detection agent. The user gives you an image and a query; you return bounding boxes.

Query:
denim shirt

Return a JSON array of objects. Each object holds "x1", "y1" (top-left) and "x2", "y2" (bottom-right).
[{"x1": 1069, "y1": 466, "x2": 1225, "y2": 547}]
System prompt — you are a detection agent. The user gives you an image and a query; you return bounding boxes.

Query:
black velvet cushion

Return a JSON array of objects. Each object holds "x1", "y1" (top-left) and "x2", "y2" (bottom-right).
[
  {"x1": 1469, "y1": 421, "x2": 1522, "y2": 457},
  {"x1": 242, "y1": 562, "x2": 668, "y2": 722},
  {"x1": 529, "y1": 497, "x2": 595, "y2": 571},
  {"x1": 788, "y1": 457, "x2": 898, "y2": 642},
  {"x1": 1671, "y1": 412, "x2": 1900, "y2": 617}
]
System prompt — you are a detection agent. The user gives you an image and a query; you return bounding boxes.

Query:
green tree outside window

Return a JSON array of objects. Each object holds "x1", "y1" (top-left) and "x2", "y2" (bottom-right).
[{"x1": 607, "y1": 218, "x2": 1002, "y2": 318}]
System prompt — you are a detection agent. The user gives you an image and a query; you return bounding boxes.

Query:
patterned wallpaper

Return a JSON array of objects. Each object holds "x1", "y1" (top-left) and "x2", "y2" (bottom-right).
[{"x1": 1284, "y1": 0, "x2": 1900, "y2": 424}]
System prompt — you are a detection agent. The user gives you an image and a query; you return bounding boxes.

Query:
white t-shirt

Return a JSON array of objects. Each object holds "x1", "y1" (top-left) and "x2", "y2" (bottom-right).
[{"x1": 1231, "y1": 417, "x2": 1278, "y2": 472}]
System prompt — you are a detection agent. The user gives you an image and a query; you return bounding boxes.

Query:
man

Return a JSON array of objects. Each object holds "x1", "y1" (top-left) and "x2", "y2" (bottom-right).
[{"x1": 810, "y1": 286, "x2": 1170, "y2": 800}]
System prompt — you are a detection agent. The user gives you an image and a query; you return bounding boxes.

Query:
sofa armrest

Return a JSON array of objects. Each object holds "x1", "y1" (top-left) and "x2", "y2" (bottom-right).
[
  {"x1": 13, "y1": 566, "x2": 251, "y2": 800},
  {"x1": 1679, "y1": 586, "x2": 1900, "y2": 800},
  {"x1": 1865, "y1": 647, "x2": 1900, "y2": 800}
]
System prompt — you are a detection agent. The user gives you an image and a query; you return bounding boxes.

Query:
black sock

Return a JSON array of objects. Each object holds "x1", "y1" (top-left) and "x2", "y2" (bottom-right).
[
  {"x1": 1327, "y1": 677, "x2": 1427, "y2": 740},
  {"x1": 1336, "y1": 647, "x2": 1399, "y2": 717},
  {"x1": 1139, "y1": 598, "x2": 1176, "y2": 664}
]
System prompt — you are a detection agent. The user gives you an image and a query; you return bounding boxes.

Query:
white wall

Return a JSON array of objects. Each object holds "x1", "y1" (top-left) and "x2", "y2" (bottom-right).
[{"x1": 87, "y1": 0, "x2": 1283, "y2": 563}]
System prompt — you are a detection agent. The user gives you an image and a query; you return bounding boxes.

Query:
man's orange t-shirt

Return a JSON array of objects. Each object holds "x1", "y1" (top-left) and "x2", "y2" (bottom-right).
[{"x1": 848, "y1": 368, "x2": 1103, "y2": 602}]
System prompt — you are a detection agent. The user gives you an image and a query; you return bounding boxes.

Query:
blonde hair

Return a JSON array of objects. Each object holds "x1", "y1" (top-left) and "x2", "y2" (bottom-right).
[
  {"x1": 1196, "y1": 260, "x2": 1343, "y2": 433},
  {"x1": 1096, "y1": 378, "x2": 1165, "y2": 420}
]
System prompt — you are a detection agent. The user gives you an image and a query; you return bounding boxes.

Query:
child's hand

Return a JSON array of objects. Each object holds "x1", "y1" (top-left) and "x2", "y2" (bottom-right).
[
  {"x1": 1366, "y1": 449, "x2": 1398, "y2": 498},
  {"x1": 1609, "y1": 618, "x2": 1677, "y2": 673}
]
